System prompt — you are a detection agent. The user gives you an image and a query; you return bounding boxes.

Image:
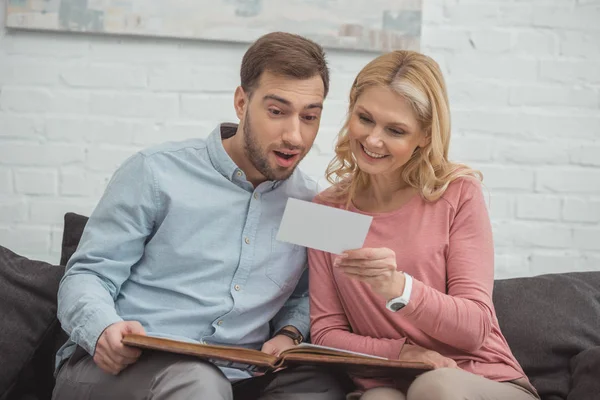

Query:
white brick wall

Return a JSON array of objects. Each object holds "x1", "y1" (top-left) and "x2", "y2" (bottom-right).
[{"x1": 1, "y1": 0, "x2": 599, "y2": 278}]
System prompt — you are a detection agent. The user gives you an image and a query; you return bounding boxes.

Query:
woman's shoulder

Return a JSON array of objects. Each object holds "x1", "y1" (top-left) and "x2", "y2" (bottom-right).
[{"x1": 440, "y1": 176, "x2": 485, "y2": 211}]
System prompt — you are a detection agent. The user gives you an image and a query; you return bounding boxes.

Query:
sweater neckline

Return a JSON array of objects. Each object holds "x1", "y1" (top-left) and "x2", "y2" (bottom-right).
[{"x1": 348, "y1": 192, "x2": 422, "y2": 218}]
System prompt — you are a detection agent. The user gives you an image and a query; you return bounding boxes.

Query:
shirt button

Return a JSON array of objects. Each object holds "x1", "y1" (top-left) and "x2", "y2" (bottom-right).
[
  {"x1": 234, "y1": 285, "x2": 241, "y2": 291},
  {"x1": 244, "y1": 237, "x2": 250, "y2": 244},
  {"x1": 253, "y1": 193, "x2": 259, "y2": 199},
  {"x1": 236, "y1": 171, "x2": 242, "y2": 177},
  {"x1": 217, "y1": 320, "x2": 223, "y2": 326}
]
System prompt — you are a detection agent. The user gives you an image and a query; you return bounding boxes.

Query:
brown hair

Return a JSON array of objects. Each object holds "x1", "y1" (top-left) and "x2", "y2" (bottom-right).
[{"x1": 240, "y1": 32, "x2": 330, "y2": 98}]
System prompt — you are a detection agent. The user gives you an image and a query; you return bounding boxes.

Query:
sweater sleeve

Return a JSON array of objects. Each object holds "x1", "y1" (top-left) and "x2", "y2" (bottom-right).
[
  {"x1": 397, "y1": 180, "x2": 495, "y2": 352},
  {"x1": 308, "y1": 246, "x2": 405, "y2": 360}
]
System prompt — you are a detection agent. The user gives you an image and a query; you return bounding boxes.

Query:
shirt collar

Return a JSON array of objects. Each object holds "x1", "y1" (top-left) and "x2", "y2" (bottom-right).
[
  {"x1": 207, "y1": 123, "x2": 242, "y2": 182},
  {"x1": 207, "y1": 123, "x2": 286, "y2": 191}
]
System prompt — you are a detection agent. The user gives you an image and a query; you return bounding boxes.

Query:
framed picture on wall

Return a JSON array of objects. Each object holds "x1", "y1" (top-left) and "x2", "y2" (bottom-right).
[{"x1": 5, "y1": 0, "x2": 422, "y2": 52}]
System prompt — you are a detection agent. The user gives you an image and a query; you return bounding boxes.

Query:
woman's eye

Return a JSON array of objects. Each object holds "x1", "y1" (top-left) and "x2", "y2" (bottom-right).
[
  {"x1": 389, "y1": 128, "x2": 405, "y2": 135},
  {"x1": 359, "y1": 115, "x2": 372, "y2": 123}
]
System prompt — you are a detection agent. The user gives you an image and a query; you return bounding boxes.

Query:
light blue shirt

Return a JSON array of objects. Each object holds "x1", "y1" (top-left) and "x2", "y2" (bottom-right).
[{"x1": 56, "y1": 123, "x2": 318, "y2": 380}]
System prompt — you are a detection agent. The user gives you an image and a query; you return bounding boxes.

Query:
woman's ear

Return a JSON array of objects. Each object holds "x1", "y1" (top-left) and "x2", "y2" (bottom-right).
[
  {"x1": 233, "y1": 86, "x2": 248, "y2": 120},
  {"x1": 418, "y1": 130, "x2": 432, "y2": 148}
]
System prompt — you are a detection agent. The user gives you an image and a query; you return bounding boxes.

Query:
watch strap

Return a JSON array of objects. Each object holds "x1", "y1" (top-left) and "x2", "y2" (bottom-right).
[
  {"x1": 274, "y1": 327, "x2": 303, "y2": 345},
  {"x1": 386, "y1": 272, "x2": 413, "y2": 312}
]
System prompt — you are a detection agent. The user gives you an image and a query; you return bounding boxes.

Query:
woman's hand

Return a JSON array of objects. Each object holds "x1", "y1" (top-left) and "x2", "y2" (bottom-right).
[
  {"x1": 333, "y1": 247, "x2": 406, "y2": 301},
  {"x1": 399, "y1": 343, "x2": 458, "y2": 369}
]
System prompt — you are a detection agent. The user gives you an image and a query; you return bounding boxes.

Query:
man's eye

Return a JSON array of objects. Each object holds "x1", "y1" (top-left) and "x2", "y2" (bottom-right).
[
  {"x1": 304, "y1": 115, "x2": 318, "y2": 121},
  {"x1": 269, "y1": 109, "x2": 282, "y2": 115}
]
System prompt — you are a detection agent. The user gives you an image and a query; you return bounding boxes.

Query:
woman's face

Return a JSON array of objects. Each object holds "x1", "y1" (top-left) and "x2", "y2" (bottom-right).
[{"x1": 348, "y1": 85, "x2": 429, "y2": 179}]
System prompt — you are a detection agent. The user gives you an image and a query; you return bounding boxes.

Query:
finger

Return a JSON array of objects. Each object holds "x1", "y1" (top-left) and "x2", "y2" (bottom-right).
[
  {"x1": 335, "y1": 257, "x2": 394, "y2": 269},
  {"x1": 337, "y1": 261, "x2": 393, "y2": 273},
  {"x1": 95, "y1": 330, "x2": 132, "y2": 373},
  {"x1": 430, "y1": 358, "x2": 447, "y2": 369},
  {"x1": 123, "y1": 320, "x2": 147, "y2": 336},
  {"x1": 99, "y1": 346, "x2": 132, "y2": 370},
  {"x1": 339, "y1": 266, "x2": 390, "y2": 277},
  {"x1": 94, "y1": 353, "x2": 121, "y2": 375},
  {"x1": 262, "y1": 340, "x2": 283, "y2": 356},
  {"x1": 107, "y1": 328, "x2": 142, "y2": 359},
  {"x1": 433, "y1": 357, "x2": 456, "y2": 370},
  {"x1": 113, "y1": 351, "x2": 140, "y2": 366},
  {"x1": 340, "y1": 269, "x2": 375, "y2": 279},
  {"x1": 120, "y1": 321, "x2": 145, "y2": 357},
  {"x1": 103, "y1": 345, "x2": 139, "y2": 368},
  {"x1": 261, "y1": 343, "x2": 273, "y2": 354},
  {"x1": 341, "y1": 272, "x2": 372, "y2": 284},
  {"x1": 339, "y1": 270, "x2": 364, "y2": 279},
  {"x1": 118, "y1": 345, "x2": 142, "y2": 360},
  {"x1": 342, "y1": 248, "x2": 392, "y2": 261}
]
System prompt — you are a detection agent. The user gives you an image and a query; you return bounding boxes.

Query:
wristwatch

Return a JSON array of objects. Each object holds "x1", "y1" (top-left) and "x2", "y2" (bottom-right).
[
  {"x1": 385, "y1": 273, "x2": 413, "y2": 312},
  {"x1": 274, "y1": 327, "x2": 303, "y2": 345}
]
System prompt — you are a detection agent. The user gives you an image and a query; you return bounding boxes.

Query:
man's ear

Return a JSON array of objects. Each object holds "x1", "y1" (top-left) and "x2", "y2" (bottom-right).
[{"x1": 234, "y1": 86, "x2": 248, "y2": 120}]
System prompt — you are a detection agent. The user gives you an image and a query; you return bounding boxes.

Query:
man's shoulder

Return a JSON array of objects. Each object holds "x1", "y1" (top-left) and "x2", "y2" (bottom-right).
[{"x1": 138, "y1": 137, "x2": 209, "y2": 159}]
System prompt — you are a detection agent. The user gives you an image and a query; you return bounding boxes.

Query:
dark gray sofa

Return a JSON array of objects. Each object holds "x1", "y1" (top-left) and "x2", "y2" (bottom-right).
[{"x1": 1, "y1": 212, "x2": 599, "y2": 400}]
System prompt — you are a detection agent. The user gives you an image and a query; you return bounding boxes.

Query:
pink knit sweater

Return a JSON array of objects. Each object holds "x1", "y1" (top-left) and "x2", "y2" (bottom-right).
[{"x1": 308, "y1": 178, "x2": 528, "y2": 391}]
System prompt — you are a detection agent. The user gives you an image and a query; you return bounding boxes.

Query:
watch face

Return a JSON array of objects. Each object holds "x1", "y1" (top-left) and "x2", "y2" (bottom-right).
[{"x1": 390, "y1": 302, "x2": 405, "y2": 311}]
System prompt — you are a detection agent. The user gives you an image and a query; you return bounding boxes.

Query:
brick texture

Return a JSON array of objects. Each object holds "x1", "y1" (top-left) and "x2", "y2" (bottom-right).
[{"x1": 0, "y1": 0, "x2": 598, "y2": 277}]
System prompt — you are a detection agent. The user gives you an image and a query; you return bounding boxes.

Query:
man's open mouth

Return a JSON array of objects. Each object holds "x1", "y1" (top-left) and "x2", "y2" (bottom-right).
[
  {"x1": 273, "y1": 149, "x2": 301, "y2": 167},
  {"x1": 274, "y1": 150, "x2": 296, "y2": 160}
]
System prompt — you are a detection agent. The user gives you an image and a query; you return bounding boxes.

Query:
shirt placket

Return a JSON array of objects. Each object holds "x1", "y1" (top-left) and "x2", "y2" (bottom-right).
[{"x1": 211, "y1": 170, "x2": 264, "y2": 333}]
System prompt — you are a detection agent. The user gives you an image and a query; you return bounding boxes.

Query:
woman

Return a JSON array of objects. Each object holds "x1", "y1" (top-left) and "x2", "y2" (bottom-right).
[{"x1": 308, "y1": 51, "x2": 539, "y2": 400}]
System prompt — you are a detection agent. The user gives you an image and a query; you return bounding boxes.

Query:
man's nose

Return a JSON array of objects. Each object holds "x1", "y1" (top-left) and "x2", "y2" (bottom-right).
[{"x1": 282, "y1": 117, "x2": 303, "y2": 148}]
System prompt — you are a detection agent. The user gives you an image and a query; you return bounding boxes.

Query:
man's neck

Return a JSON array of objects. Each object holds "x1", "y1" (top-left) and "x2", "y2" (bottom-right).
[{"x1": 221, "y1": 125, "x2": 266, "y2": 187}]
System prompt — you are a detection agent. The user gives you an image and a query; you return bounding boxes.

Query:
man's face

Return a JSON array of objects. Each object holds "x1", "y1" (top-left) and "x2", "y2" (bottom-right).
[{"x1": 235, "y1": 71, "x2": 325, "y2": 182}]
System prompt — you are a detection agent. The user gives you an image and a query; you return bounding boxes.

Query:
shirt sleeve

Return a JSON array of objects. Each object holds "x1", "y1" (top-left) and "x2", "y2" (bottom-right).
[
  {"x1": 57, "y1": 152, "x2": 158, "y2": 355},
  {"x1": 308, "y1": 246, "x2": 406, "y2": 360},
  {"x1": 397, "y1": 179, "x2": 495, "y2": 352}
]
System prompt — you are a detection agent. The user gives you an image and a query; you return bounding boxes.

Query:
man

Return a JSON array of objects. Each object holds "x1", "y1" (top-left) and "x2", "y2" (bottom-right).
[{"x1": 53, "y1": 32, "x2": 344, "y2": 400}]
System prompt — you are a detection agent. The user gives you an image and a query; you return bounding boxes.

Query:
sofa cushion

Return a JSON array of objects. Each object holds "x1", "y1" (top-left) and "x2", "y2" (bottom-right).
[
  {"x1": 568, "y1": 346, "x2": 600, "y2": 400},
  {"x1": 0, "y1": 246, "x2": 64, "y2": 400},
  {"x1": 60, "y1": 212, "x2": 89, "y2": 267},
  {"x1": 493, "y1": 271, "x2": 600, "y2": 400}
]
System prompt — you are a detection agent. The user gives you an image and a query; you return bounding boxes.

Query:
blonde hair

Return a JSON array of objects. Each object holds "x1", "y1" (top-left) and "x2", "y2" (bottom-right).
[{"x1": 325, "y1": 50, "x2": 481, "y2": 206}]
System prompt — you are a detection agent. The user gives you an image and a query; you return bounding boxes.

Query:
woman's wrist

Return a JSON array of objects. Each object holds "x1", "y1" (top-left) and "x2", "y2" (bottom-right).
[{"x1": 385, "y1": 271, "x2": 407, "y2": 301}]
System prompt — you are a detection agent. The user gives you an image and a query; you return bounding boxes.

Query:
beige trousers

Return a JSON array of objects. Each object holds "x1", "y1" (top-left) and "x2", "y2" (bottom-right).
[
  {"x1": 346, "y1": 368, "x2": 539, "y2": 400},
  {"x1": 52, "y1": 346, "x2": 346, "y2": 400}
]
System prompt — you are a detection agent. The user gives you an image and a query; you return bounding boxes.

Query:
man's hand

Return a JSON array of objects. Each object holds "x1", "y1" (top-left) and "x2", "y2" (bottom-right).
[
  {"x1": 261, "y1": 334, "x2": 296, "y2": 357},
  {"x1": 399, "y1": 343, "x2": 458, "y2": 369},
  {"x1": 93, "y1": 320, "x2": 146, "y2": 375}
]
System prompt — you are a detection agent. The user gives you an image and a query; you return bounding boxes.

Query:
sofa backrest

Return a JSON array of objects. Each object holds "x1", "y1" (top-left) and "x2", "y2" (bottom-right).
[{"x1": 493, "y1": 271, "x2": 600, "y2": 400}]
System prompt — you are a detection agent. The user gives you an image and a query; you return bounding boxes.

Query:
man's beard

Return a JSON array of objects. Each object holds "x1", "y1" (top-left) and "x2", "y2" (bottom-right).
[{"x1": 243, "y1": 111, "x2": 303, "y2": 182}]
